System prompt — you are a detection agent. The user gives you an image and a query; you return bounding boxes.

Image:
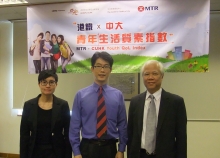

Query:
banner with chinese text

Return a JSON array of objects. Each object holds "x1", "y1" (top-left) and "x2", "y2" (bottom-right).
[{"x1": 27, "y1": 0, "x2": 209, "y2": 73}]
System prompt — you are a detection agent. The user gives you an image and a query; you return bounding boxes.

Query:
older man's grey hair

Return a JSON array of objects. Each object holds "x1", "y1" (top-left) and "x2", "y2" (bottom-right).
[{"x1": 141, "y1": 60, "x2": 164, "y2": 76}]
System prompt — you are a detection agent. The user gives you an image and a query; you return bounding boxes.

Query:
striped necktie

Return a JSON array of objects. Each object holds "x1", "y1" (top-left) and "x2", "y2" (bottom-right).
[{"x1": 96, "y1": 86, "x2": 107, "y2": 138}]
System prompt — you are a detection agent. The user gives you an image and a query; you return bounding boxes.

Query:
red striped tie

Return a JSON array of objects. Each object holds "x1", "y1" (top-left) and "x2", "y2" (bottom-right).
[{"x1": 96, "y1": 86, "x2": 107, "y2": 138}]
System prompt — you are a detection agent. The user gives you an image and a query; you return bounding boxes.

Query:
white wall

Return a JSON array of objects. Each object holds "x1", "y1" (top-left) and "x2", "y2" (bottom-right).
[
  {"x1": 187, "y1": 122, "x2": 220, "y2": 158},
  {"x1": 1, "y1": 19, "x2": 220, "y2": 158},
  {"x1": 0, "y1": 22, "x2": 20, "y2": 153}
]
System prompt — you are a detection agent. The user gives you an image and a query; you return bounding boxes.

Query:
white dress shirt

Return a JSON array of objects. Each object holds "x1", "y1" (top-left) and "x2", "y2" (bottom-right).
[{"x1": 141, "y1": 88, "x2": 162, "y2": 149}]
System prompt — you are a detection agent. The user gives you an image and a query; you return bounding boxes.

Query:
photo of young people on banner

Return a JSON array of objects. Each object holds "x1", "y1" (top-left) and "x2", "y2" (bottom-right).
[{"x1": 28, "y1": 31, "x2": 74, "y2": 74}]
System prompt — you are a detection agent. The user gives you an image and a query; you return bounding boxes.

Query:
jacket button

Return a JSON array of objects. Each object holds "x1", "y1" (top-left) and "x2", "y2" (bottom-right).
[{"x1": 52, "y1": 133, "x2": 54, "y2": 136}]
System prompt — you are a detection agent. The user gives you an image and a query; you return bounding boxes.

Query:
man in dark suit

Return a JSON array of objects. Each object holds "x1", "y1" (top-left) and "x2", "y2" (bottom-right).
[{"x1": 127, "y1": 60, "x2": 187, "y2": 158}]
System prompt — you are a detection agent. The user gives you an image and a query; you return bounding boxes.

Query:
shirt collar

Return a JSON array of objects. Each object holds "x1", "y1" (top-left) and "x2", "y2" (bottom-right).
[
  {"x1": 92, "y1": 82, "x2": 107, "y2": 92},
  {"x1": 146, "y1": 88, "x2": 162, "y2": 101}
]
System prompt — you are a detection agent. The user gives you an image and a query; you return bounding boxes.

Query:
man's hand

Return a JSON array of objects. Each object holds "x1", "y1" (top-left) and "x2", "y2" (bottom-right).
[
  {"x1": 74, "y1": 155, "x2": 82, "y2": 158},
  {"x1": 115, "y1": 151, "x2": 124, "y2": 158}
]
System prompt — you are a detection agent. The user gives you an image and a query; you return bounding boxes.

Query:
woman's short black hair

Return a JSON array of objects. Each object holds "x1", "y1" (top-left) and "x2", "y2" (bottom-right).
[
  {"x1": 91, "y1": 51, "x2": 113, "y2": 68},
  {"x1": 38, "y1": 70, "x2": 58, "y2": 84}
]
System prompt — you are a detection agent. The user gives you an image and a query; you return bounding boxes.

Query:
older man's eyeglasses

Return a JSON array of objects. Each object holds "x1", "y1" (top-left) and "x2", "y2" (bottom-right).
[
  {"x1": 143, "y1": 72, "x2": 160, "y2": 77},
  {"x1": 40, "y1": 80, "x2": 56, "y2": 86},
  {"x1": 94, "y1": 65, "x2": 111, "y2": 70}
]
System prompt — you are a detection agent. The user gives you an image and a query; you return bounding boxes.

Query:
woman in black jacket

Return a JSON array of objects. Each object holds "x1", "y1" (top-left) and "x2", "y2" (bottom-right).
[{"x1": 20, "y1": 70, "x2": 72, "y2": 158}]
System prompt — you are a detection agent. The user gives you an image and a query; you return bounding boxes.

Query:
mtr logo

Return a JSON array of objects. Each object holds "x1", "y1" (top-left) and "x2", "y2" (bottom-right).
[{"x1": 138, "y1": 6, "x2": 159, "y2": 12}]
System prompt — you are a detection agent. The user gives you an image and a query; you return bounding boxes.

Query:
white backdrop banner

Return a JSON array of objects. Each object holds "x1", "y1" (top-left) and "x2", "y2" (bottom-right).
[{"x1": 27, "y1": 0, "x2": 210, "y2": 73}]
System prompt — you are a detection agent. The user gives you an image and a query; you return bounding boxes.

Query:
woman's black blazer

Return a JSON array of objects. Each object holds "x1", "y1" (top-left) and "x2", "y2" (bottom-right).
[{"x1": 20, "y1": 94, "x2": 72, "y2": 158}]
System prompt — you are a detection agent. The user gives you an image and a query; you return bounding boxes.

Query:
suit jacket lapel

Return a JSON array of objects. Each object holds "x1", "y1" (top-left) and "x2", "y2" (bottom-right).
[
  {"x1": 156, "y1": 89, "x2": 169, "y2": 136},
  {"x1": 51, "y1": 95, "x2": 60, "y2": 131},
  {"x1": 29, "y1": 95, "x2": 40, "y2": 132},
  {"x1": 138, "y1": 91, "x2": 147, "y2": 137}
]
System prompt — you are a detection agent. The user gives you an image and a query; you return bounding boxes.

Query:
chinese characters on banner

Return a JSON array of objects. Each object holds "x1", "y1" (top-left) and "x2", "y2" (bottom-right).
[{"x1": 27, "y1": 0, "x2": 209, "y2": 73}]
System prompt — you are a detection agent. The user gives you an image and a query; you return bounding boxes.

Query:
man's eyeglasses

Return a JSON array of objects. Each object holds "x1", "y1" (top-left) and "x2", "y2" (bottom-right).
[
  {"x1": 94, "y1": 65, "x2": 111, "y2": 70},
  {"x1": 40, "y1": 80, "x2": 56, "y2": 86},
  {"x1": 143, "y1": 72, "x2": 160, "y2": 77}
]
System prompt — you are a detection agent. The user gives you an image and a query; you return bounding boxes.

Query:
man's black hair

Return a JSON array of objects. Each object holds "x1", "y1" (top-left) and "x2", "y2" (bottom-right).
[{"x1": 91, "y1": 51, "x2": 113, "y2": 68}]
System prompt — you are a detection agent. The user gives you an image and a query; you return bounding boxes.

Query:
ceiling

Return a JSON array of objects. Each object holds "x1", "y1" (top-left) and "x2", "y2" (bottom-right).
[{"x1": 0, "y1": 0, "x2": 219, "y2": 21}]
